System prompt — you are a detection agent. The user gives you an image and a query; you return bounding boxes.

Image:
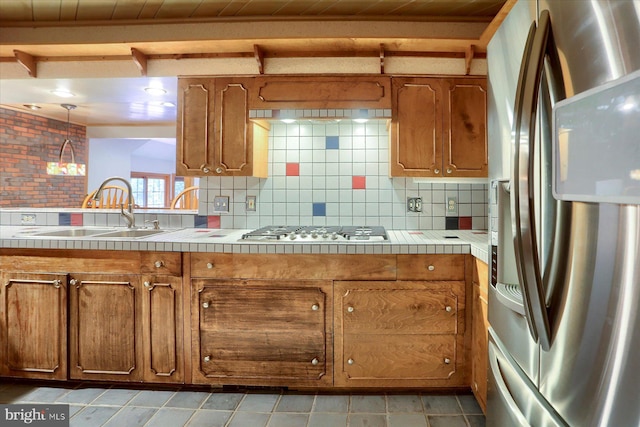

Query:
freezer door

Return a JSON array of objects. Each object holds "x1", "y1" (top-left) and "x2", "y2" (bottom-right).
[{"x1": 488, "y1": 328, "x2": 567, "y2": 427}]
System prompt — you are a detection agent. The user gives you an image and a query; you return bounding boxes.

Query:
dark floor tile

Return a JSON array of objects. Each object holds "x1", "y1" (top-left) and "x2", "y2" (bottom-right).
[
  {"x1": 350, "y1": 395, "x2": 386, "y2": 413},
  {"x1": 164, "y1": 390, "x2": 209, "y2": 409},
  {"x1": 127, "y1": 390, "x2": 176, "y2": 407},
  {"x1": 227, "y1": 411, "x2": 271, "y2": 427},
  {"x1": 16, "y1": 386, "x2": 71, "y2": 403},
  {"x1": 70, "y1": 405, "x2": 120, "y2": 427},
  {"x1": 314, "y1": 395, "x2": 349, "y2": 413},
  {"x1": 267, "y1": 412, "x2": 309, "y2": 427},
  {"x1": 275, "y1": 394, "x2": 315, "y2": 412},
  {"x1": 186, "y1": 409, "x2": 233, "y2": 427},
  {"x1": 387, "y1": 395, "x2": 423, "y2": 412},
  {"x1": 457, "y1": 394, "x2": 483, "y2": 414},
  {"x1": 101, "y1": 406, "x2": 156, "y2": 427},
  {"x1": 421, "y1": 395, "x2": 462, "y2": 414},
  {"x1": 91, "y1": 388, "x2": 139, "y2": 406},
  {"x1": 427, "y1": 415, "x2": 468, "y2": 427},
  {"x1": 201, "y1": 392, "x2": 244, "y2": 411},
  {"x1": 236, "y1": 393, "x2": 279, "y2": 412},
  {"x1": 467, "y1": 414, "x2": 487, "y2": 427},
  {"x1": 144, "y1": 407, "x2": 195, "y2": 427},
  {"x1": 387, "y1": 413, "x2": 428, "y2": 427},
  {"x1": 56, "y1": 387, "x2": 106, "y2": 405},
  {"x1": 348, "y1": 413, "x2": 387, "y2": 427},
  {"x1": 308, "y1": 413, "x2": 348, "y2": 427},
  {"x1": 0, "y1": 384, "x2": 40, "y2": 403}
]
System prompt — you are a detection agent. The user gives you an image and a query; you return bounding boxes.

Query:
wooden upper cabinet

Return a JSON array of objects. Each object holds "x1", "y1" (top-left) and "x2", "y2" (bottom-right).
[
  {"x1": 176, "y1": 77, "x2": 268, "y2": 177},
  {"x1": 443, "y1": 79, "x2": 488, "y2": 177},
  {"x1": 252, "y1": 76, "x2": 391, "y2": 109},
  {"x1": 390, "y1": 77, "x2": 487, "y2": 178}
]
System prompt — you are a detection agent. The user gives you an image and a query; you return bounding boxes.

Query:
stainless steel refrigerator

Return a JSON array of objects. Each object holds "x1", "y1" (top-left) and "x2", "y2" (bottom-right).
[{"x1": 486, "y1": 1, "x2": 640, "y2": 426}]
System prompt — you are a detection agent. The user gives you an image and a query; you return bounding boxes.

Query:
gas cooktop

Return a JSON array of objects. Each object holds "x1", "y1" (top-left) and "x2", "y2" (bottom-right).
[{"x1": 241, "y1": 225, "x2": 388, "y2": 242}]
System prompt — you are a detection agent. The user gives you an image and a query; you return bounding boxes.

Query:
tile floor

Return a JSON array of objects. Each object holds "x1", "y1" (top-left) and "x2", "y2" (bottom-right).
[{"x1": 0, "y1": 381, "x2": 486, "y2": 427}]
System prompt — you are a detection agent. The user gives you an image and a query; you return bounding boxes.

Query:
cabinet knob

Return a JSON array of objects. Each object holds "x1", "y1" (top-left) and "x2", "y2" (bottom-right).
[
  {"x1": 311, "y1": 304, "x2": 320, "y2": 311},
  {"x1": 52, "y1": 279, "x2": 62, "y2": 288},
  {"x1": 311, "y1": 358, "x2": 319, "y2": 366},
  {"x1": 434, "y1": 168, "x2": 440, "y2": 175},
  {"x1": 347, "y1": 306, "x2": 354, "y2": 313},
  {"x1": 428, "y1": 265, "x2": 435, "y2": 271},
  {"x1": 215, "y1": 167, "x2": 223, "y2": 174},
  {"x1": 203, "y1": 356, "x2": 211, "y2": 363},
  {"x1": 347, "y1": 358, "x2": 354, "y2": 365},
  {"x1": 144, "y1": 281, "x2": 151, "y2": 288},
  {"x1": 154, "y1": 260, "x2": 164, "y2": 268},
  {"x1": 446, "y1": 168, "x2": 453, "y2": 174},
  {"x1": 201, "y1": 166, "x2": 211, "y2": 174},
  {"x1": 444, "y1": 358, "x2": 451, "y2": 364},
  {"x1": 445, "y1": 306, "x2": 452, "y2": 312},
  {"x1": 69, "y1": 279, "x2": 78, "y2": 286},
  {"x1": 206, "y1": 262, "x2": 214, "y2": 269},
  {"x1": 202, "y1": 302, "x2": 210, "y2": 309}
]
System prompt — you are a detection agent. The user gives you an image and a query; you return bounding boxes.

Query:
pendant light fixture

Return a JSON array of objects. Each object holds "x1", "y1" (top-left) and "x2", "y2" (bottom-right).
[{"x1": 46, "y1": 103, "x2": 86, "y2": 176}]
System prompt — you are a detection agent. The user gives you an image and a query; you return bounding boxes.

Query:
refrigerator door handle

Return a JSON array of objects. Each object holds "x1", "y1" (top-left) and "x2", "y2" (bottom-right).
[
  {"x1": 512, "y1": 10, "x2": 555, "y2": 350},
  {"x1": 489, "y1": 342, "x2": 531, "y2": 427}
]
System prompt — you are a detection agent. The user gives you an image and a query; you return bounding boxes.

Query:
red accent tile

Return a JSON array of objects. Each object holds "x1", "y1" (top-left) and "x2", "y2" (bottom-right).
[
  {"x1": 409, "y1": 231, "x2": 424, "y2": 235},
  {"x1": 70, "y1": 213, "x2": 83, "y2": 226},
  {"x1": 352, "y1": 176, "x2": 366, "y2": 189},
  {"x1": 286, "y1": 163, "x2": 300, "y2": 176},
  {"x1": 208, "y1": 216, "x2": 221, "y2": 228},
  {"x1": 459, "y1": 216, "x2": 473, "y2": 230}
]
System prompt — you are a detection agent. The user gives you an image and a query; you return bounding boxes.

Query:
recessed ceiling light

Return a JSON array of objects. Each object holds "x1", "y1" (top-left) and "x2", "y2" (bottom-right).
[
  {"x1": 353, "y1": 118, "x2": 369, "y2": 123},
  {"x1": 23, "y1": 104, "x2": 41, "y2": 110},
  {"x1": 51, "y1": 89, "x2": 75, "y2": 98},
  {"x1": 144, "y1": 87, "x2": 167, "y2": 96},
  {"x1": 281, "y1": 119, "x2": 296, "y2": 124}
]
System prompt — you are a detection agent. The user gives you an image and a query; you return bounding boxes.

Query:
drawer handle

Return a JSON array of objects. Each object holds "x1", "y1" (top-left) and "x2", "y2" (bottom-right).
[
  {"x1": 445, "y1": 306, "x2": 452, "y2": 312},
  {"x1": 206, "y1": 262, "x2": 214, "y2": 269},
  {"x1": 347, "y1": 306, "x2": 354, "y2": 313},
  {"x1": 444, "y1": 358, "x2": 451, "y2": 364},
  {"x1": 311, "y1": 304, "x2": 320, "y2": 311},
  {"x1": 347, "y1": 358, "x2": 354, "y2": 365},
  {"x1": 311, "y1": 358, "x2": 319, "y2": 366},
  {"x1": 144, "y1": 281, "x2": 151, "y2": 288},
  {"x1": 202, "y1": 302, "x2": 210, "y2": 309},
  {"x1": 53, "y1": 279, "x2": 62, "y2": 288},
  {"x1": 69, "y1": 279, "x2": 78, "y2": 286},
  {"x1": 154, "y1": 260, "x2": 164, "y2": 268},
  {"x1": 203, "y1": 356, "x2": 211, "y2": 362},
  {"x1": 428, "y1": 265, "x2": 435, "y2": 271}
]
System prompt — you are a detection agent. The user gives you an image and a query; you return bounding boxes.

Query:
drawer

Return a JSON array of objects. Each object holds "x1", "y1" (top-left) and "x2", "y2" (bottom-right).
[
  {"x1": 397, "y1": 254, "x2": 465, "y2": 281},
  {"x1": 140, "y1": 252, "x2": 182, "y2": 276}
]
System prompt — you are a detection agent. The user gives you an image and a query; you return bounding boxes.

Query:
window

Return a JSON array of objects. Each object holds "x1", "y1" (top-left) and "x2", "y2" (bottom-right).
[{"x1": 131, "y1": 173, "x2": 171, "y2": 208}]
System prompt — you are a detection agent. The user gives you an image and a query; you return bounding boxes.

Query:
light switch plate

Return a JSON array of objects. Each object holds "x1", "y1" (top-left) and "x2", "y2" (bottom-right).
[{"x1": 213, "y1": 196, "x2": 230, "y2": 213}]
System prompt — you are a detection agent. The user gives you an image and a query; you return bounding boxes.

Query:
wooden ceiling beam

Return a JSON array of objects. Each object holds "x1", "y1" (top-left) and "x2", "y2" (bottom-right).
[
  {"x1": 131, "y1": 48, "x2": 148, "y2": 76},
  {"x1": 465, "y1": 44, "x2": 475, "y2": 75},
  {"x1": 254, "y1": 44, "x2": 265, "y2": 74}
]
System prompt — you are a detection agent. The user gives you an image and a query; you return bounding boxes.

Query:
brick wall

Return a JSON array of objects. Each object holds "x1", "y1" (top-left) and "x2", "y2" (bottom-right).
[{"x1": 0, "y1": 107, "x2": 88, "y2": 207}]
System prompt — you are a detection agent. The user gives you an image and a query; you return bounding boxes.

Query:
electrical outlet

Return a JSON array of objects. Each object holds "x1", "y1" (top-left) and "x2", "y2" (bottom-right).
[
  {"x1": 407, "y1": 197, "x2": 422, "y2": 212},
  {"x1": 213, "y1": 196, "x2": 230, "y2": 213},
  {"x1": 447, "y1": 196, "x2": 458, "y2": 215},
  {"x1": 246, "y1": 196, "x2": 256, "y2": 212}
]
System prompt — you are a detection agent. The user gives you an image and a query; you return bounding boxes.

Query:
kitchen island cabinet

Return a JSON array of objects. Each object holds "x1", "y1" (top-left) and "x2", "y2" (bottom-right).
[
  {"x1": 177, "y1": 77, "x2": 269, "y2": 177},
  {"x1": 390, "y1": 77, "x2": 487, "y2": 177},
  {"x1": 471, "y1": 257, "x2": 489, "y2": 413}
]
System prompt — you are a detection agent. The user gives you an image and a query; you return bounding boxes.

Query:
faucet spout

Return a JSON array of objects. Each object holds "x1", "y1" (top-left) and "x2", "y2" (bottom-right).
[{"x1": 93, "y1": 176, "x2": 136, "y2": 228}]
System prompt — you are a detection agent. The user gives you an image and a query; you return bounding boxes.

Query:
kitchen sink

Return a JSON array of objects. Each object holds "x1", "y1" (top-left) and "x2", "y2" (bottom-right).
[
  {"x1": 30, "y1": 228, "x2": 114, "y2": 237},
  {"x1": 95, "y1": 229, "x2": 166, "y2": 238}
]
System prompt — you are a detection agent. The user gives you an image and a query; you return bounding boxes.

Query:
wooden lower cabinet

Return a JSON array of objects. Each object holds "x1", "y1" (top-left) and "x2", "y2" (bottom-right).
[
  {"x1": 0, "y1": 272, "x2": 68, "y2": 380},
  {"x1": 471, "y1": 259, "x2": 489, "y2": 413},
  {"x1": 334, "y1": 280, "x2": 467, "y2": 388},
  {"x1": 192, "y1": 279, "x2": 332, "y2": 387}
]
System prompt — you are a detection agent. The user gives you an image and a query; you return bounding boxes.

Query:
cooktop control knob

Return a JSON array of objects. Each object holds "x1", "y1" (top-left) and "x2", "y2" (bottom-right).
[
  {"x1": 289, "y1": 234, "x2": 297, "y2": 240},
  {"x1": 311, "y1": 232, "x2": 318, "y2": 238},
  {"x1": 331, "y1": 232, "x2": 338, "y2": 240}
]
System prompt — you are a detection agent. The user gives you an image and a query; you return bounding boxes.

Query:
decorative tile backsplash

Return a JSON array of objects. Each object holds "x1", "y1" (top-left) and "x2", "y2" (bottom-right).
[{"x1": 201, "y1": 120, "x2": 488, "y2": 230}]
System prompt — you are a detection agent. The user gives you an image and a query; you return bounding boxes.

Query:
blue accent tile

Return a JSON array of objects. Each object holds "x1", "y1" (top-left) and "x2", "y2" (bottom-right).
[
  {"x1": 58, "y1": 212, "x2": 71, "y2": 225},
  {"x1": 312, "y1": 203, "x2": 326, "y2": 217},
  {"x1": 194, "y1": 215, "x2": 208, "y2": 228},
  {"x1": 326, "y1": 136, "x2": 339, "y2": 149}
]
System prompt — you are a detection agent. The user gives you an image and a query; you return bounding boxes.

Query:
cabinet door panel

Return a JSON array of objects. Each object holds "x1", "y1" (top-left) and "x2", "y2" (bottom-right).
[
  {"x1": 444, "y1": 80, "x2": 487, "y2": 177},
  {"x1": 1, "y1": 273, "x2": 67, "y2": 380},
  {"x1": 69, "y1": 275, "x2": 141, "y2": 381},
  {"x1": 143, "y1": 277, "x2": 183, "y2": 383},
  {"x1": 217, "y1": 81, "x2": 251, "y2": 174},
  {"x1": 177, "y1": 80, "x2": 213, "y2": 176}
]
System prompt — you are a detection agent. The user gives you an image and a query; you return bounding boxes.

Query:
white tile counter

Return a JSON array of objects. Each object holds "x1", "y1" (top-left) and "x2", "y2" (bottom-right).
[{"x1": 0, "y1": 226, "x2": 489, "y2": 263}]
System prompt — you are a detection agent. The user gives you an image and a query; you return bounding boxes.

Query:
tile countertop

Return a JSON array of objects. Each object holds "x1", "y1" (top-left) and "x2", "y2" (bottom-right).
[{"x1": 0, "y1": 226, "x2": 490, "y2": 264}]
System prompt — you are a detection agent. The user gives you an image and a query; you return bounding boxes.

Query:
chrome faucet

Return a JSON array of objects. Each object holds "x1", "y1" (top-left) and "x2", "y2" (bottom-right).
[{"x1": 93, "y1": 176, "x2": 136, "y2": 228}]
